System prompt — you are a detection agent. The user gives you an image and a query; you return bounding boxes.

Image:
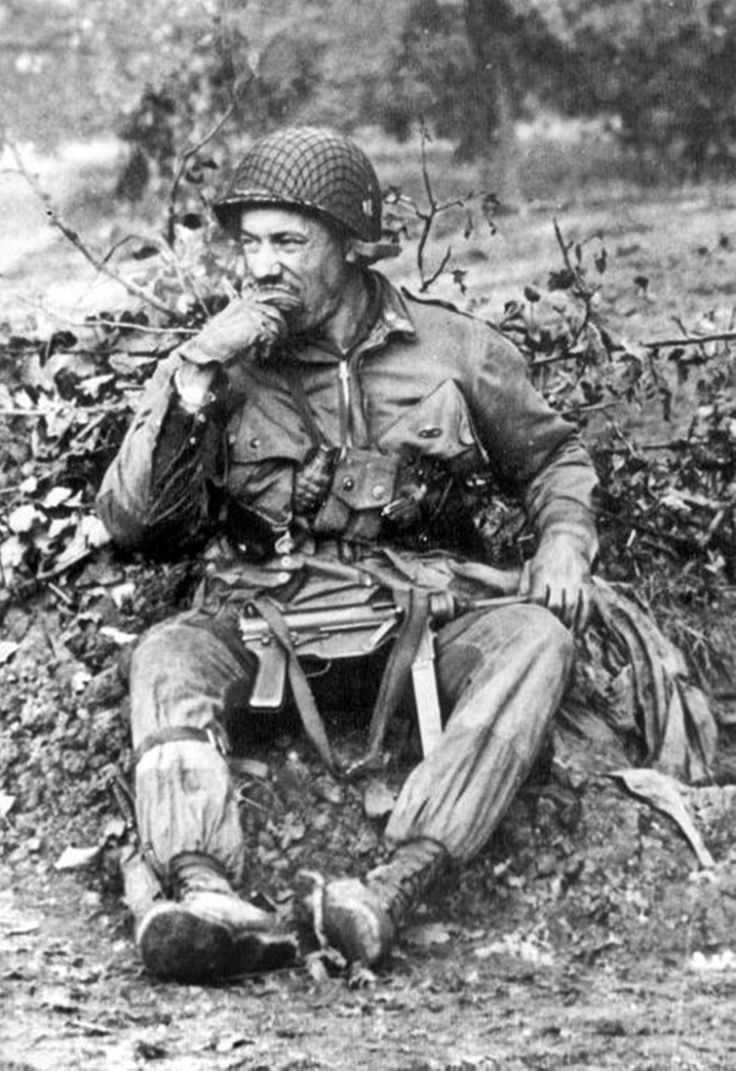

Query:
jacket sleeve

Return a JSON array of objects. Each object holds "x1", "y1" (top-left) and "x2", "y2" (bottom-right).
[
  {"x1": 96, "y1": 352, "x2": 227, "y2": 552},
  {"x1": 466, "y1": 325, "x2": 599, "y2": 564}
]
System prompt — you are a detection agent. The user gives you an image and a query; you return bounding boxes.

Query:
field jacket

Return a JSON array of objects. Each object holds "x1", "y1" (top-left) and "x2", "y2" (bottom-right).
[{"x1": 97, "y1": 271, "x2": 598, "y2": 589}]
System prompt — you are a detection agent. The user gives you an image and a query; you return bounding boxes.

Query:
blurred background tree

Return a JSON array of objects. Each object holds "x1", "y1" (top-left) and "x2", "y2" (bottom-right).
[{"x1": 2, "y1": 0, "x2": 736, "y2": 205}]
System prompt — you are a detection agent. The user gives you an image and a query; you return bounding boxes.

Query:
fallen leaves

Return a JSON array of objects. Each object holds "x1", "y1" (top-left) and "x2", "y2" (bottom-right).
[
  {"x1": 362, "y1": 778, "x2": 395, "y2": 821},
  {"x1": 0, "y1": 641, "x2": 19, "y2": 665},
  {"x1": 55, "y1": 844, "x2": 103, "y2": 871}
]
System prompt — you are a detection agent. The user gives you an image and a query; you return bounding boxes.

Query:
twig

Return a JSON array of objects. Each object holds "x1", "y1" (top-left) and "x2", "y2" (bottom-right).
[
  {"x1": 7, "y1": 142, "x2": 174, "y2": 317},
  {"x1": 531, "y1": 352, "x2": 584, "y2": 368},
  {"x1": 100, "y1": 230, "x2": 210, "y2": 320},
  {"x1": 564, "y1": 400, "x2": 620, "y2": 415},
  {"x1": 165, "y1": 103, "x2": 235, "y2": 247},
  {"x1": 13, "y1": 289, "x2": 195, "y2": 335},
  {"x1": 413, "y1": 123, "x2": 467, "y2": 292},
  {"x1": 644, "y1": 331, "x2": 736, "y2": 349},
  {"x1": 64, "y1": 319, "x2": 196, "y2": 336},
  {"x1": 552, "y1": 218, "x2": 601, "y2": 340},
  {"x1": 0, "y1": 403, "x2": 131, "y2": 418},
  {"x1": 598, "y1": 507, "x2": 720, "y2": 554},
  {"x1": 48, "y1": 581, "x2": 74, "y2": 606},
  {"x1": 422, "y1": 248, "x2": 453, "y2": 291}
]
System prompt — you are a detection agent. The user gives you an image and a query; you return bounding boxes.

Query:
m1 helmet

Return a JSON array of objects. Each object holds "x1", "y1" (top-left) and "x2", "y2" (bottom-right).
[{"x1": 213, "y1": 126, "x2": 382, "y2": 243}]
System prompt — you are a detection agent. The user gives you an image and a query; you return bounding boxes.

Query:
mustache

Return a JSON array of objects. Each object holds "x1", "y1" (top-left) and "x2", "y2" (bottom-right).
[{"x1": 251, "y1": 285, "x2": 303, "y2": 314}]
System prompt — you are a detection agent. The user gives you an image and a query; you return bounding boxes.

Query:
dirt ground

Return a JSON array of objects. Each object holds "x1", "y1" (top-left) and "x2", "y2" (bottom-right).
[{"x1": 4, "y1": 145, "x2": 736, "y2": 1070}]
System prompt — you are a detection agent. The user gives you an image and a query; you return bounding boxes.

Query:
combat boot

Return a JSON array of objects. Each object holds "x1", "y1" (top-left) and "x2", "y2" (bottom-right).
[
  {"x1": 321, "y1": 837, "x2": 448, "y2": 967},
  {"x1": 135, "y1": 852, "x2": 296, "y2": 983}
]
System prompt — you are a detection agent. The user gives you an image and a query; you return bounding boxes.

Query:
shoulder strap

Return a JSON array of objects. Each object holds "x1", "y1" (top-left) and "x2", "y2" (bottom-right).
[{"x1": 251, "y1": 594, "x2": 337, "y2": 772}]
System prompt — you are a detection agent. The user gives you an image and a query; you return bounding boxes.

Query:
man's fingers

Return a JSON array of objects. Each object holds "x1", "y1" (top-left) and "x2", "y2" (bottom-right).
[
  {"x1": 536, "y1": 582, "x2": 589, "y2": 632},
  {"x1": 574, "y1": 585, "x2": 592, "y2": 635}
]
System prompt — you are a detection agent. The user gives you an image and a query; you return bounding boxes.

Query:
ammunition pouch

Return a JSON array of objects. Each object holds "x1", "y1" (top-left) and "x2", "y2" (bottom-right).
[
  {"x1": 224, "y1": 500, "x2": 284, "y2": 562},
  {"x1": 313, "y1": 447, "x2": 399, "y2": 541}
]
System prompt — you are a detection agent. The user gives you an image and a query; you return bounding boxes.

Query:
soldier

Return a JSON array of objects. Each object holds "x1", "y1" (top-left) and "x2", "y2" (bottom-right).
[{"x1": 98, "y1": 126, "x2": 598, "y2": 984}]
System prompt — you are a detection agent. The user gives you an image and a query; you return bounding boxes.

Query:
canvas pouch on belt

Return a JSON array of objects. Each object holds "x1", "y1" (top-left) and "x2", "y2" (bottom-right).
[{"x1": 312, "y1": 446, "x2": 398, "y2": 541}]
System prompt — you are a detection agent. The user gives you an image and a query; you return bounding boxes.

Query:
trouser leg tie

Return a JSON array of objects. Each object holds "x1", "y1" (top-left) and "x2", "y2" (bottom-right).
[{"x1": 133, "y1": 721, "x2": 230, "y2": 765}]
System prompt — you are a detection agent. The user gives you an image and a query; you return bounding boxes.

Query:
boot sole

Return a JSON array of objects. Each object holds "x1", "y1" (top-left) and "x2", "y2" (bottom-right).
[
  {"x1": 322, "y1": 880, "x2": 394, "y2": 967},
  {"x1": 138, "y1": 902, "x2": 235, "y2": 984},
  {"x1": 138, "y1": 903, "x2": 298, "y2": 983}
]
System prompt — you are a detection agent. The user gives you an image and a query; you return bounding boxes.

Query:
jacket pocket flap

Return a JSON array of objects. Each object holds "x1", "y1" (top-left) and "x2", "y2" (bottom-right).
[
  {"x1": 329, "y1": 448, "x2": 398, "y2": 510},
  {"x1": 228, "y1": 400, "x2": 310, "y2": 464},
  {"x1": 376, "y1": 379, "x2": 486, "y2": 461}
]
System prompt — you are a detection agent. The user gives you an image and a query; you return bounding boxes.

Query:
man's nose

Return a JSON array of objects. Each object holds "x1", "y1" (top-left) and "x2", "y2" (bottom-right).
[{"x1": 247, "y1": 243, "x2": 283, "y2": 282}]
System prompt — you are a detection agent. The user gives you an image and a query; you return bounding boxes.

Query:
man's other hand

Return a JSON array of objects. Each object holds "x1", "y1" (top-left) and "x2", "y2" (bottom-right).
[{"x1": 519, "y1": 531, "x2": 593, "y2": 633}]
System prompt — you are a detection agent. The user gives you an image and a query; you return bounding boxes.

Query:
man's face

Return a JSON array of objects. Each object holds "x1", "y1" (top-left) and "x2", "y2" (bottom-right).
[{"x1": 239, "y1": 207, "x2": 350, "y2": 335}]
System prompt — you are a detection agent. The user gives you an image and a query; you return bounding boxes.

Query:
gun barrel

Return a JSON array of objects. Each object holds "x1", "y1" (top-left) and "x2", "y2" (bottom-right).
[
  {"x1": 239, "y1": 599, "x2": 398, "y2": 637},
  {"x1": 238, "y1": 591, "x2": 526, "y2": 648}
]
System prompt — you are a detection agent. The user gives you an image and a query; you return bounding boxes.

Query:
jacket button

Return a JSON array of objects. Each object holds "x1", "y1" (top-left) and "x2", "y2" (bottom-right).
[
  {"x1": 250, "y1": 437, "x2": 260, "y2": 449},
  {"x1": 418, "y1": 427, "x2": 442, "y2": 439},
  {"x1": 342, "y1": 477, "x2": 355, "y2": 492},
  {"x1": 372, "y1": 484, "x2": 386, "y2": 500}
]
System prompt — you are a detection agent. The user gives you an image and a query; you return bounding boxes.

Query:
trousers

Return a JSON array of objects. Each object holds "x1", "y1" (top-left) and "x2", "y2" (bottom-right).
[{"x1": 130, "y1": 602, "x2": 574, "y2": 879}]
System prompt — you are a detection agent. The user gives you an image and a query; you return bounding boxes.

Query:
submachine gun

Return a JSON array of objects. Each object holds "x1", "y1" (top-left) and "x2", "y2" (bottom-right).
[{"x1": 238, "y1": 588, "x2": 523, "y2": 764}]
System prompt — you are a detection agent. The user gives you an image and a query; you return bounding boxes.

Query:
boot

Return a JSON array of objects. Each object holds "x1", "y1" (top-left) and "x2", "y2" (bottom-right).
[
  {"x1": 321, "y1": 837, "x2": 448, "y2": 967},
  {"x1": 135, "y1": 852, "x2": 297, "y2": 984}
]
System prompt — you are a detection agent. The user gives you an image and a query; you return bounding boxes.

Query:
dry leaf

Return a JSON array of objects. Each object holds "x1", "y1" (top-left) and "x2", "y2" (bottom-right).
[
  {"x1": 362, "y1": 779, "x2": 396, "y2": 820},
  {"x1": 55, "y1": 845, "x2": 101, "y2": 871}
]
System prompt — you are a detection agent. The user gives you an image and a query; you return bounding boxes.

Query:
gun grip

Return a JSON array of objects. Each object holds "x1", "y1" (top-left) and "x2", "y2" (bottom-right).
[{"x1": 246, "y1": 641, "x2": 288, "y2": 711}]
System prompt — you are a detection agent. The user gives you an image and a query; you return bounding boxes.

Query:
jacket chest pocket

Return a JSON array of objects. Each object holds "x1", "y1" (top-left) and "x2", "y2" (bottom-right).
[
  {"x1": 376, "y1": 378, "x2": 487, "y2": 468},
  {"x1": 226, "y1": 400, "x2": 311, "y2": 526}
]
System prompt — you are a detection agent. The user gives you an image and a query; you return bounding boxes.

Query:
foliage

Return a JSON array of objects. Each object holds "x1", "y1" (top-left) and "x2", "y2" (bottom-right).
[
  {"x1": 371, "y1": 0, "x2": 477, "y2": 146},
  {"x1": 0, "y1": 0, "x2": 214, "y2": 148},
  {"x1": 554, "y1": 0, "x2": 736, "y2": 174},
  {"x1": 499, "y1": 231, "x2": 736, "y2": 600},
  {"x1": 2, "y1": 159, "x2": 736, "y2": 616},
  {"x1": 5, "y1": 0, "x2": 736, "y2": 194}
]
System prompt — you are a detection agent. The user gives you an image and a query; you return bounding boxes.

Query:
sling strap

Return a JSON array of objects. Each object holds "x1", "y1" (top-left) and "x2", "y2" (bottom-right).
[{"x1": 357, "y1": 585, "x2": 434, "y2": 772}]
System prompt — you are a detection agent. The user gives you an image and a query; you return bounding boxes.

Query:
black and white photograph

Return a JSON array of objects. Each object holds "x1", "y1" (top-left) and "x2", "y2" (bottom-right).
[{"x1": 2, "y1": 2, "x2": 736, "y2": 1067}]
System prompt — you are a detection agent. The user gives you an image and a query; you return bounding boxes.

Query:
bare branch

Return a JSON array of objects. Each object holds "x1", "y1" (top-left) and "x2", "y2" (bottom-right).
[
  {"x1": 421, "y1": 247, "x2": 453, "y2": 292},
  {"x1": 165, "y1": 103, "x2": 236, "y2": 247},
  {"x1": 645, "y1": 332, "x2": 736, "y2": 349},
  {"x1": 9, "y1": 295, "x2": 197, "y2": 335},
  {"x1": 7, "y1": 143, "x2": 174, "y2": 318}
]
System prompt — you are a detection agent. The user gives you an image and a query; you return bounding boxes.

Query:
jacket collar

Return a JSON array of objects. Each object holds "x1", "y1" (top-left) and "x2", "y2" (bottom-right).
[{"x1": 362, "y1": 270, "x2": 416, "y2": 351}]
